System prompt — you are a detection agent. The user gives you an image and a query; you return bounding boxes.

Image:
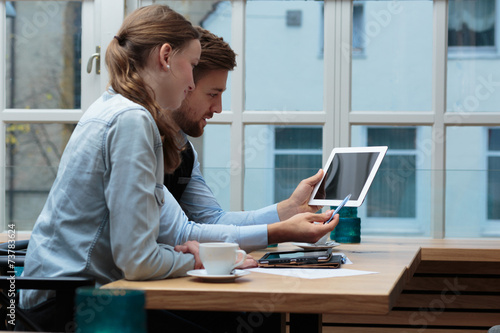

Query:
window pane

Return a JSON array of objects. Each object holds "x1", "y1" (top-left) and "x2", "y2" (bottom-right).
[
  {"x1": 368, "y1": 155, "x2": 416, "y2": 218},
  {"x1": 367, "y1": 128, "x2": 416, "y2": 150},
  {"x1": 351, "y1": 1, "x2": 433, "y2": 111},
  {"x1": 275, "y1": 127, "x2": 322, "y2": 149},
  {"x1": 201, "y1": 125, "x2": 231, "y2": 211},
  {"x1": 244, "y1": 125, "x2": 322, "y2": 210},
  {"x1": 5, "y1": 123, "x2": 75, "y2": 231},
  {"x1": 6, "y1": 1, "x2": 82, "y2": 109},
  {"x1": 487, "y1": 128, "x2": 500, "y2": 220},
  {"x1": 488, "y1": 156, "x2": 500, "y2": 220},
  {"x1": 447, "y1": 0, "x2": 500, "y2": 113},
  {"x1": 352, "y1": 3, "x2": 364, "y2": 55},
  {"x1": 366, "y1": 128, "x2": 417, "y2": 218},
  {"x1": 159, "y1": 1, "x2": 233, "y2": 110},
  {"x1": 446, "y1": 127, "x2": 500, "y2": 237},
  {"x1": 245, "y1": 0, "x2": 324, "y2": 111},
  {"x1": 352, "y1": 125, "x2": 432, "y2": 236},
  {"x1": 489, "y1": 128, "x2": 500, "y2": 151},
  {"x1": 274, "y1": 154, "x2": 322, "y2": 203},
  {"x1": 448, "y1": 0, "x2": 495, "y2": 47}
]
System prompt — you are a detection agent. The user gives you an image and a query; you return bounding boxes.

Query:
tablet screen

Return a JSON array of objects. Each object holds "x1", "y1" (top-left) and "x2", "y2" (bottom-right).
[
  {"x1": 308, "y1": 146, "x2": 388, "y2": 207},
  {"x1": 314, "y1": 152, "x2": 378, "y2": 202}
]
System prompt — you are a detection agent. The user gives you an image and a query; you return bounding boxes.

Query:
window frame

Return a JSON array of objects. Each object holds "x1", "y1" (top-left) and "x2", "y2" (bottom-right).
[
  {"x1": 9, "y1": 0, "x2": 498, "y2": 238},
  {"x1": 135, "y1": 0, "x2": 500, "y2": 238},
  {"x1": 484, "y1": 127, "x2": 500, "y2": 236},
  {"x1": 0, "y1": 0, "x2": 124, "y2": 231}
]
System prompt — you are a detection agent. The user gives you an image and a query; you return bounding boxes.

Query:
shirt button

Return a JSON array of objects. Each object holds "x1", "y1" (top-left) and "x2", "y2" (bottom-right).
[{"x1": 161, "y1": 198, "x2": 165, "y2": 204}]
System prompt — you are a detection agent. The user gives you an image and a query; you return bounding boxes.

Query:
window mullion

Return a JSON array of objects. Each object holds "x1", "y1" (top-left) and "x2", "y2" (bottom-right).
[
  {"x1": 431, "y1": 0, "x2": 448, "y2": 238},
  {"x1": 230, "y1": 0, "x2": 245, "y2": 211},
  {"x1": 242, "y1": 111, "x2": 326, "y2": 125},
  {"x1": 1, "y1": 3, "x2": 7, "y2": 229},
  {"x1": 323, "y1": 0, "x2": 336, "y2": 165},
  {"x1": 339, "y1": 0, "x2": 352, "y2": 148}
]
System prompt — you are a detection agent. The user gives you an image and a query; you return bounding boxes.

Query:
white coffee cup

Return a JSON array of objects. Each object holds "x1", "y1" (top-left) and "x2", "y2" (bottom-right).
[{"x1": 199, "y1": 242, "x2": 247, "y2": 275}]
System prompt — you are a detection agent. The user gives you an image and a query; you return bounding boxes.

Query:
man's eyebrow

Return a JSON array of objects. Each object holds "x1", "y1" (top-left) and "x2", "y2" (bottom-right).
[{"x1": 210, "y1": 87, "x2": 226, "y2": 92}]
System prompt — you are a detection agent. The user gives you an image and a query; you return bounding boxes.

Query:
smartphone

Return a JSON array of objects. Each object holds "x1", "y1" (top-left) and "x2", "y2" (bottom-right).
[{"x1": 324, "y1": 193, "x2": 351, "y2": 224}]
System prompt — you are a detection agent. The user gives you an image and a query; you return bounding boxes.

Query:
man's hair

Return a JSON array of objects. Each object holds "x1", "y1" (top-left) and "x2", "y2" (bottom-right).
[{"x1": 193, "y1": 27, "x2": 236, "y2": 82}]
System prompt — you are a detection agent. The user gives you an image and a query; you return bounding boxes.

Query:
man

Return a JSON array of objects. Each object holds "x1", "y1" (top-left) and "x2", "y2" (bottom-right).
[
  {"x1": 160, "y1": 27, "x2": 337, "y2": 252},
  {"x1": 152, "y1": 26, "x2": 337, "y2": 333}
]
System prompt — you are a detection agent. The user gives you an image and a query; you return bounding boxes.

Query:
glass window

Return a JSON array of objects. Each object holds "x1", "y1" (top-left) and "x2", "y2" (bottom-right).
[
  {"x1": 244, "y1": 125, "x2": 322, "y2": 210},
  {"x1": 488, "y1": 155, "x2": 500, "y2": 220},
  {"x1": 351, "y1": 0, "x2": 433, "y2": 112},
  {"x1": 352, "y1": 2, "x2": 365, "y2": 56},
  {"x1": 447, "y1": 0, "x2": 500, "y2": 113},
  {"x1": 245, "y1": 0, "x2": 324, "y2": 111},
  {"x1": 448, "y1": 0, "x2": 496, "y2": 48},
  {"x1": 274, "y1": 127, "x2": 322, "y2": 202},
  {"x1": 275, "y1": 127, "x2": 322, "y2": 150},
  {"x1": 446, "y1": 127, "x2": 500, "y2": 237},
  {"x1": 4, "y1": 1, "x2": 84, "y2": 231},
  {"x1": 5, "y1": 1, "x2": 82, "y2": 109},
  {"x1": 201, "y1": 125, "x2": 231, "y2": 211},
  {"x1": 366, "y1": 128, "x2": 416, "y2": 218},
  {"x1": 352, "y1": 126, "x2": 432, "y2": 236},
  {"x1": 489, "y1": 128, "x2": 500, "y2": 151},
  {"x1": 5, "y1": 123, "x2": 76, "y2": 230},
  {"x1": 488, "y1": 128, "x2": 500, "y2": 220}
]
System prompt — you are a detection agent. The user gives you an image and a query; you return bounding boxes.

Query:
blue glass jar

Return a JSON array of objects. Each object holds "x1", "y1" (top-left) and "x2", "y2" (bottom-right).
[
  {"x1": 330, "y1": 207, "x2": 361, "y2": 243},
  {"x1": 75, "y1": 288, "x2": 146, "y2": 333}
]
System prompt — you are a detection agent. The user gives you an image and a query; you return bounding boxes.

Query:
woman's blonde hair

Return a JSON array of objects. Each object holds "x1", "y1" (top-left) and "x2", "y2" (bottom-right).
[{"x1": 105, "y1": 5, "x2": 200, "y2": 172}]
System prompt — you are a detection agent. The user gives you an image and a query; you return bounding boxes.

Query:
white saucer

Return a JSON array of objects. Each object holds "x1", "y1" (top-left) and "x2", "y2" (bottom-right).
[
  {"x1": 293, "y1": 241, "x2": 341, "y2": 249},
  {"x1": 187, "y1": 269, "x2": 250, "y2": 282}
]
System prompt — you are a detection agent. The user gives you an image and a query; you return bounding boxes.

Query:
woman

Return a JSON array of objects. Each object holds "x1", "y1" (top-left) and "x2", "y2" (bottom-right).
[{"x1": 19, "y1": 5, "x2": 202, "y2": 331}]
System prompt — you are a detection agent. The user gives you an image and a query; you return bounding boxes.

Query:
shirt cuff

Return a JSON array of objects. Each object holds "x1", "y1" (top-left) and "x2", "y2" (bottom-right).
[
  {"x1": 238, "y1": 224, "x2": 269, "y2": 252},
  {"x1": 252, "y1": 204, "x2": 280, "y2": 225}
]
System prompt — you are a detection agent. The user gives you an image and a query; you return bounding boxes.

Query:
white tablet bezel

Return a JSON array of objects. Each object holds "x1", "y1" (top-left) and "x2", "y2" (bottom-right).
[{"x1": 308, "y1": 146, "x2": 388, "y2": 207}]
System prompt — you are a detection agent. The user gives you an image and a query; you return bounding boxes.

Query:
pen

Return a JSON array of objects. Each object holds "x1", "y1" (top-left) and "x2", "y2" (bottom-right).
[{"x1": 324, "y1": 193, "x2": 351, "y2": 224}]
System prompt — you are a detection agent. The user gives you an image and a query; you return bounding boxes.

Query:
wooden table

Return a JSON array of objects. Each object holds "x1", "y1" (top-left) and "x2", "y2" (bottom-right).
[
  {"x1": 103, "y1": 240, "x2": 419, "y2": 332},
  {"x1": 103, "y1": 238, "x2": 500, "y2": 332}
]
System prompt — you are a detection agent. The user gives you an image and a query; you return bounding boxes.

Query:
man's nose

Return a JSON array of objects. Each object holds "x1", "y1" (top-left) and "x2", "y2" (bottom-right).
[{"x1": 212, "y1": 99, "x2": 223, "y2": 113}]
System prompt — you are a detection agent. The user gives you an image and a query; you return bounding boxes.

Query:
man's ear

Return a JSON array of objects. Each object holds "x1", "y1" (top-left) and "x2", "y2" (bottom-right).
[{"x1": 159, "y1": 43, "x2": 173, "y2": 71}]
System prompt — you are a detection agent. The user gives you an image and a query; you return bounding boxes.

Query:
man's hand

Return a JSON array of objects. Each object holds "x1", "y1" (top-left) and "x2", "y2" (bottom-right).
[
  {"x1": 277, "y1": 169, "x2": 324, "y2": 221},
  {"x1": 267, "y1": 210, "x2": 339, "y2": 245},
  {"x1": 174, "y1": 240, "x2": 203, "y2": 269}
]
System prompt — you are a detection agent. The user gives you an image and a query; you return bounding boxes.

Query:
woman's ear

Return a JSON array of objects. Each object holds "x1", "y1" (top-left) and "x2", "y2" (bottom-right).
[{"x1": 159, "y1": 43, "x2": 173, "y2": 71}]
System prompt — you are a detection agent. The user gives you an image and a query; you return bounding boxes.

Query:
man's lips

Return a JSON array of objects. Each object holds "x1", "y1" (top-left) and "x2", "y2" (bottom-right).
[{"x1": 201, "y1": 114, "x2": 213, "y2": 127}]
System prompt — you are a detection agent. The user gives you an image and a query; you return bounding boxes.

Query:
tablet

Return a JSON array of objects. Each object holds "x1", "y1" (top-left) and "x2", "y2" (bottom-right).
[{"x1": 308, "y1": 146, "x2": 388, "y2": 207}]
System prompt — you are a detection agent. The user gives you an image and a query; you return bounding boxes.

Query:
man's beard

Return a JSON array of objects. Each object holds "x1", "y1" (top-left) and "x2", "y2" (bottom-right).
[{"x1": 171, "y1": 107, "x2": 203, "y2": 138}]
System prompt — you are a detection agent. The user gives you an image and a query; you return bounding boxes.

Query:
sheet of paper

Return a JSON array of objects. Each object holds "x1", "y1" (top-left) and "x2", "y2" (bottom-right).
[
  {"x1": 249, "y1": 254, "x2": 377, "y2": 279},
  {"x1": 248, "y1": 267, "x2": 378, "y2": 279}
]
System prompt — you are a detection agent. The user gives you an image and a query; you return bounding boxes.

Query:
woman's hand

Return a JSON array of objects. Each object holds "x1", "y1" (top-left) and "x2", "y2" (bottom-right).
[{"x1": 174, "y1": 240, "x2": 203, "y2": 269}]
